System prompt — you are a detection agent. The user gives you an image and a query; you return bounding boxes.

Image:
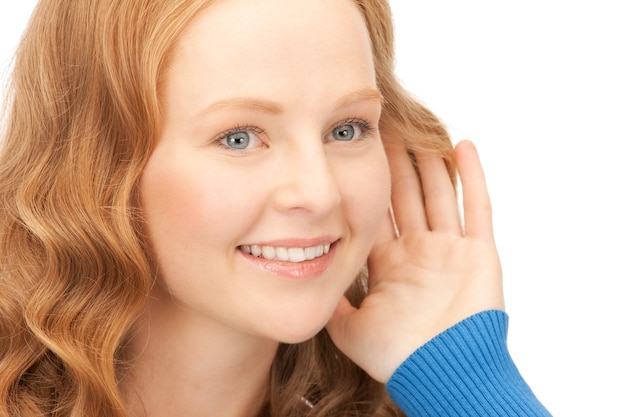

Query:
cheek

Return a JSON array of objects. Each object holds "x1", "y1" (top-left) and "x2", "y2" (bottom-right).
[
  {"x1": 139, "y1": 151, "x2": 256, "y2": 257},
  {"x1": 339, "y1": 146, "x2": 391, "y2": 239}
]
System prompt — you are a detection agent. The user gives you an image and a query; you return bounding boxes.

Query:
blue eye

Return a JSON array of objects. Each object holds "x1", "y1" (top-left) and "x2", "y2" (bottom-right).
[
  {"x1": 332, "y1": 124, "x2": 358, "y2": 141},
  {"x1": 327, "y1": 119, "x2": 373, "y2": 143},
  {"x1": 216, "y1": 125, "x2": 264, "y2": 151},
  {"x1": 224, "y1": 131, "x2": 251, "y2": 149}
]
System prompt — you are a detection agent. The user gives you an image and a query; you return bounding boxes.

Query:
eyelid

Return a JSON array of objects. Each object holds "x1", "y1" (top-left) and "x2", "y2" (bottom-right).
[
  {"x1": 215, "y1": 124, "x2": 265, "y2": 141},
  {"x1": 213, "y1": 124, "x2": 266, "y2": 151},
  {"x1": 210, "y1": 117, "x2": 377, "y2": 150},
  {"x1": 327, "y1": 117, "x2": 378, "y2": 141},
  {"x1": 334, "y1": 117, "x2": 377, "y2": 132}
]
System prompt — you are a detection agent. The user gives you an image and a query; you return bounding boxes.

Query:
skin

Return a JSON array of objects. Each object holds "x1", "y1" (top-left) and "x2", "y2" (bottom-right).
[
  {"x1": 140, "y1": 0, "x2": 388, "y2": 346},
  {"x1": 327, "y1": 140, "x2": 504, "y2": 382},
  {"x1": 132, "y1": 0, "x2": 389, "y2": 415},
  {"x1": 130, "y1": 0, "x2": 504, "y2": 415}
]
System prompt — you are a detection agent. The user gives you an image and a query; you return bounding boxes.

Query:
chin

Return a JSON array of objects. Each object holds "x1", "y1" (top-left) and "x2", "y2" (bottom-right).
[
  {"x1": 263, "y1": 310, "x2": 332, "y2": 345},
  {"x1": 276, "y1": 327, "x2": 325, "y2": 345}
]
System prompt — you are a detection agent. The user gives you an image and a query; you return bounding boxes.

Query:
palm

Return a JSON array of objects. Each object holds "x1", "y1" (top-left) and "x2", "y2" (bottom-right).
[{"x1": 326, "y1": 141, "x2": 504, "y2": 383}]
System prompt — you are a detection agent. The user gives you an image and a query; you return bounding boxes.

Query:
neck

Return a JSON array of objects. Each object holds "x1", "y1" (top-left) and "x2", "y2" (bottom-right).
[{"x1": 122, "y1": 290, "x2": 279, "y2": 417}]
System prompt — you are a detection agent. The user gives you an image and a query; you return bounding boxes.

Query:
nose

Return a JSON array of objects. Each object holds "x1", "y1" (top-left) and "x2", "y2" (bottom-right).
[{"x1": 272, "y1": 142, "x2": 341, "y2": 216}]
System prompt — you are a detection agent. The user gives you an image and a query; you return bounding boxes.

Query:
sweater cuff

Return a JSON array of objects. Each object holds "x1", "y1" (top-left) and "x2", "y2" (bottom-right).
[{"x1": 386, "y1": 310, "x2": 551, "y2": 417}]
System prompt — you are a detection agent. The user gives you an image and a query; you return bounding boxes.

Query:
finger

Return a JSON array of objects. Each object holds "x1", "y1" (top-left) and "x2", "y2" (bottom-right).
[
  {"x1": 325, "y1": 296, "x2": 356, "y2": 352},
  {"x1": 455, "y1": 140, "x2": 494, "y2": 240},
  {"x1": 372, "y1": 207, "x2": 397, "y2": 250},
  {"x1": 385, "y1": 142, "x2": 428, "y2": 233},
  {"x1": 415, "y1": 152, "x2": 462, "y2": 234},
  {"x1": 368, "y1": 209, "x2": 396, "y2": 289}
]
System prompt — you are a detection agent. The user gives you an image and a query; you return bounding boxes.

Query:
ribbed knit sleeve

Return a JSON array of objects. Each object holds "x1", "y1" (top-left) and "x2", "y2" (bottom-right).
[{"x1": 386, "y1": 310, "x2": 551, "y2": 417}]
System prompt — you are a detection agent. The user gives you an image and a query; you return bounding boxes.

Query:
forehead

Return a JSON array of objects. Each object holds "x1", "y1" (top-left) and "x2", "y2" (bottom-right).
[
  {"x1": 164, "y1": 0, "x2": 376, "y2": 106},
  {"x1": 177, "y1": 0, "x2": 370, "y2": 55}
]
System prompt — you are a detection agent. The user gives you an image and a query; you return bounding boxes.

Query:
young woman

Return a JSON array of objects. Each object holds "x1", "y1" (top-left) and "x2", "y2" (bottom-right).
[{"x1": 0, "y1": 0, "x2": 550, "y2": 416}]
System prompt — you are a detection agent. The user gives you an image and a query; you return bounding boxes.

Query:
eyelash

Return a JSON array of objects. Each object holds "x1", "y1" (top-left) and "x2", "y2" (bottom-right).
[
  {"x1": 330, "y1": 117, "x2": 377, "y2": 140},
  {"x1": 213, "y1": 117, "x2": 377, "y2": 150},
  {"x1": 215, "y1": 124, "x2": 265, "y2": 150}
]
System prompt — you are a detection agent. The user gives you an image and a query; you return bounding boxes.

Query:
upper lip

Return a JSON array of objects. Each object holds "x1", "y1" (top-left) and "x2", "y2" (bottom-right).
[{"x1": 240, "y1": 236, "x2": 340, "y2": 248}]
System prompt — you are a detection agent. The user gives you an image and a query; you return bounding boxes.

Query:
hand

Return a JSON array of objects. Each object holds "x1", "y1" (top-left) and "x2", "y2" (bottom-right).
[{"x1": 326, "y1": 140, "x2": 504, "y2": 383}]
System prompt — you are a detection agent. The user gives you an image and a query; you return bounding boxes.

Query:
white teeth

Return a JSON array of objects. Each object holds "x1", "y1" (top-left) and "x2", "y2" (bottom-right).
[
  {"x1": 288, "y1": 247, "x2": 306, "y2": 262},
  {"x1": 275, "y1": 247, "x2": 289, "y2": 261},
  {"x1": 304, "y1": 246, "x2": 317, "y2": 260},
  {"x1": 261, "y1": 245, "x2": 276, "y2": 260},
  {"x1": 239, "y1": 242, "x2": 332, "y2": 263}
]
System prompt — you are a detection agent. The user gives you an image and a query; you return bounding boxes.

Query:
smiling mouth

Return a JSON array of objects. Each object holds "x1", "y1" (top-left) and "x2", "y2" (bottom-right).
[{"x1": 238, "y1": 243, "x2": 331, "y2": 263}]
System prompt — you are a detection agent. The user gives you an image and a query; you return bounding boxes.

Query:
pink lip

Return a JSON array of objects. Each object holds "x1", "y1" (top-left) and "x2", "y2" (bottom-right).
[{"x1": 238, "y1": 241, "x2": 338, "y2": 281}]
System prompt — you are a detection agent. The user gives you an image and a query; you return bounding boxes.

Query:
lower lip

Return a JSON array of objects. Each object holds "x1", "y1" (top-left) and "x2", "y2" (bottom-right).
[{"x1": 238, "y1": 243, "x2": 337, "y2": 281}]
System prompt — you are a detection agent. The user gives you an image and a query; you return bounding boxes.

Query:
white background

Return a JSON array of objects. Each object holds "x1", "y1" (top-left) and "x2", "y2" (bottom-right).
[{"x1": 1, "y1": 1, "x2": 625, "y2": 416}]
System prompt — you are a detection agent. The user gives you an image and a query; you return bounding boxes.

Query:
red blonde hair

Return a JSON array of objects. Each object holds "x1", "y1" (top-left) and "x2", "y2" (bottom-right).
[{"x1": 0, "y1": 1, "x2": 453, "y2": 416}]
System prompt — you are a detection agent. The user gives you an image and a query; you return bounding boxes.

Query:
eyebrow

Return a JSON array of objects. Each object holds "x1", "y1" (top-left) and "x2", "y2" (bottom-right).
[
  {"x1": 195, "y1": 87, "x2": 383, "y2": 118},
  {"x1": 335, "y1": 87, "x2": 384, "y2": 108},
  {"x1": 198, "y1": 97, "x2": 283, "y2": 117}
]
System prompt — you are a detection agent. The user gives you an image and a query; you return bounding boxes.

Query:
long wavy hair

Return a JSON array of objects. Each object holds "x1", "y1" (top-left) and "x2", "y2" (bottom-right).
[{"x1": 0, "y1": 0, "x2": 454, "y2": 416}]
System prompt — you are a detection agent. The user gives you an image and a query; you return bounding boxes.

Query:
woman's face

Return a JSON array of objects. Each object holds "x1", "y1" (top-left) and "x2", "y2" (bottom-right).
[{"x1": 140, "y1": 0, "x2": 390, "y2": 343}]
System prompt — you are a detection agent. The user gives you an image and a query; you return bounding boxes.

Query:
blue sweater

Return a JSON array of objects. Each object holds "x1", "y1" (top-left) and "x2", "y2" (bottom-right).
[{"x1": 387, "y1": 310, "x2": 551, "y2": 416}]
